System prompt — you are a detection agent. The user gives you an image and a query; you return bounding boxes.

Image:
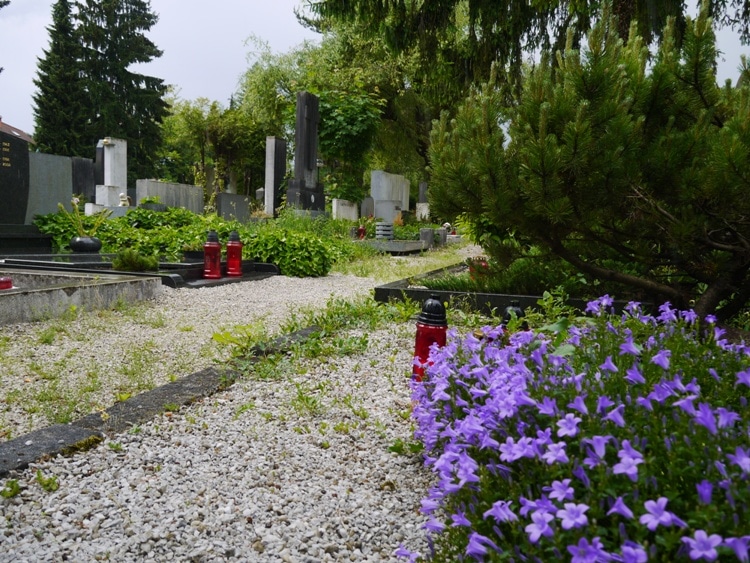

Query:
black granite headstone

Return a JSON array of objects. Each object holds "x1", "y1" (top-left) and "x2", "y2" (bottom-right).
[
  {"x1": 0, "y1": 131, "x2": 30, "y2": 224},
  {"x1": 72, "y1": 156, "x2": 95, "y2": 202}
]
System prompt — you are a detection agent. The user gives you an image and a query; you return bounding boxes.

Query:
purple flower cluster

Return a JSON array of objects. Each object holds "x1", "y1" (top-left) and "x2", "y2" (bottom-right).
[{"x1": 398, "y1": 297, "x2": 750, "y2": 561}]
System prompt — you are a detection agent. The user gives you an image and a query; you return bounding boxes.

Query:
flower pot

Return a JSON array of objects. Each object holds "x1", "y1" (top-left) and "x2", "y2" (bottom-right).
[{"x1": 69, "y1": 236, "x2": 102, "y2": 253}]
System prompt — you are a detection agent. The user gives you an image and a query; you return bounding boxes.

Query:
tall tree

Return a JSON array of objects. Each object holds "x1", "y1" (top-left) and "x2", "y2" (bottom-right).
[
  {"x1": 33, "y1": 0, "x2": 89, "y2": 155},
  {"x1": 74, "y1": 0, "x2": 167, "y2": 183},
  {"x1": 307, "y1": 0, "x2": 748, "y2": 95},
  {"x1": 429, "y1": 9, "x2": 750, "y2": 320}
]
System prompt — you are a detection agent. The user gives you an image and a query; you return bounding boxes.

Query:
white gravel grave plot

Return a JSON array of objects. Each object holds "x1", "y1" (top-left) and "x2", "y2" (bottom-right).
[
  {"x1": 0, "y1": 273, "x2": 378, "y2": 440},
  {"x1": 0, "y1": 324, "x2": 434, "y2": 562}
]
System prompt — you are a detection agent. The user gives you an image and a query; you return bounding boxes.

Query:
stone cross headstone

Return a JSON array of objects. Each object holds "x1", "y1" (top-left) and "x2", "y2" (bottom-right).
[
  {"x1": 0, "y1": 130, "x2": 30, "y2": 224},
  {"x1": 264, "y1": 136, "x2": 286, "y2": 216},
  {"x1": 287, "y1": 92, "x2": 325, "y2": 213}
]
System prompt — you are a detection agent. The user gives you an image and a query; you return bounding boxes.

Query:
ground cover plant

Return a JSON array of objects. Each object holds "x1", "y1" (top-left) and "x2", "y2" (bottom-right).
[{"x1": 400, "y1": 296, "x2": 750, "y2": 561}]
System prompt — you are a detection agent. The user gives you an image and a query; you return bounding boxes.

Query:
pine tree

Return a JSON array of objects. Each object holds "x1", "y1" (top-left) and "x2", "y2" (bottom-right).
[
  {"x1": 429, "y1": 8, "x2": 750, "y2": 321},
  {"x1": 32, "y1": 0, "x2": 89, "y2": 155},
  {"x1": 74, "y1": 0, "x2": 167, "y2": 182}
]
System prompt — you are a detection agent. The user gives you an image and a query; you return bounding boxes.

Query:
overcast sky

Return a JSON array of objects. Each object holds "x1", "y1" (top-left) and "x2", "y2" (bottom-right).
[
  {"x1": 0, "y1": 0, "x2": 321, "y2": 133},
  {"x1": 0, "y1": 1, "x2": 747, "y2": 136}
]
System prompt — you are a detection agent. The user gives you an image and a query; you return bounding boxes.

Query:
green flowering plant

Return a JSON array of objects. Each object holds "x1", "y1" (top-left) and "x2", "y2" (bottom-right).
[
  {"x1": 399, "y1": 296, "x2": 750, "y2": 562},
  {"x1": 57, "y1": 196, "x2": 111, "y2": 238}
]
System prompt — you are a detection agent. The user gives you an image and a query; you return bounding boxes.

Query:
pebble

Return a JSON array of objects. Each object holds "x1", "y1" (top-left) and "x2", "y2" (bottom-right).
[{"x1": 0, "y1": 273, "x2": 437, "y2": 561}]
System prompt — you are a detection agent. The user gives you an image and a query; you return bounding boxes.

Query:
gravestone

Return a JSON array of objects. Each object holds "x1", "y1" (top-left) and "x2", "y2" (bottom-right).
[
  {"x1": 361, "y1": 196, "x2": 374, "y2": 218},
  {"x1": 264, "y1": 136, "x2": 286, "y2": 216},
  {"x1": 94, "y1": 137, "x2": 127, "y2": 206},
  {"x1": 416, "y1": 181, "x2": 430, "y2": 221},
  {"x1": 287, "y1": 92, "x2": 325, "y2": 213},
  {"x1": 370, "y1": 170, "x2": 409, "y2": 222},
  {"x1": 216, "y1": 193, "x2": 253, "y2": 222},
  {"x1": 332, "y1": 198, "x2": 358, "y2": 221},
  {"x1": 0, "y1": 130, "x2": 30, "y2": 224},
  {"x1": 0, "y1": 129, "x2": 53, "y2": 254}
]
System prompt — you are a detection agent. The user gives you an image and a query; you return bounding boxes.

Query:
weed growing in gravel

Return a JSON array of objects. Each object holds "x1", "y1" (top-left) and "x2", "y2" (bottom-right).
[
  {"x1": 1, "y1": 479, "x2": 21, "y2": 498},
  {"x1": 234, "y1": 402, "x2": 255, "y2": 419},
  {"x1": 35, "y1": 470, "x2": 59, "y2": 492},
  {"x1": 290, "y1": 383, "x2": 326, "y2": 416}
]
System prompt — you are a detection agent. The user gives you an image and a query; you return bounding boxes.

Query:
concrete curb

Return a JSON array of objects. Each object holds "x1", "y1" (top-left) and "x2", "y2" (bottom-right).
[{"x1": 0, "y1": 326, "x2": 321, "y2": 478}]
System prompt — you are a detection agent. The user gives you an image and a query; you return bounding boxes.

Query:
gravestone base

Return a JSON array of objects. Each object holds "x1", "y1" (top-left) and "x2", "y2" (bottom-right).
[
  {"x1": 287, "y1": 180, "x2": 325, "y2": 212},
  {"x1": 0, "y1": 225, "x2": 52, "y2": 255}
]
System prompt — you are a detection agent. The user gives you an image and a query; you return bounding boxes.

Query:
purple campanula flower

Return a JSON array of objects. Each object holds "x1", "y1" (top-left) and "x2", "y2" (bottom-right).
[
  {"x1": 567, "y1": 537, "x2": 602, "y2": 563},
  {"x1": 597, "y1": 395, "x2": 615, "y2": 414},
  {"x1": 673, "y1": 395, "x2": 697, "y2": 415},
  {"x1": 600, "y1": 355, "x2": 619, "y2": 373},
  {"x1": 556, "y1": 502, "x2": 589, "y2": 530},
  {"x1": 537, "y1": 396, "x2": 558, "y2": 416},
  {"x1": 694, "y1": 403, "x2": 718, "y2": 435},
  {"x1": 657, "y1": 301, "x2": 678, "y2": 323},
  {"x1": 589, "y1": 435, "x2": 612, "y2": 456},
  {"x1": 421, "y1": 498, "x2": 440, "y2": 514},
  {"x1": 650, "y1": 349, "x2": 671, "y2": 370},
  {"x1": 680, "y1": 308, "x2": 698, "y2": 324},
  {"x1": 568, "y1": 395, "x2": 589, "y2": 415},
  {"x1": 572, "y1": 463, "x2": 591, "y2": 488},
  {"x1": 621, "y1": 541, "x2": 648, "y2": 563},
  {"x1": 586, "y1": 295, "x2": 613, "y2": 316},
  {"x1": 727, "y1": 446, "x2": 750, "y2": 474},
  {"x1": 696, "y1": 480, "x2": 713, "y2": 504},
  {"x1": 394, "y1": 545, "x2": 420, "y2": 562},
  {"x1": 456, "y1": 451, "x2": 480, "y2": 485},
  {"x1": 542, "y1": 442, "x2": 569, "y2": 465},
  {"x1": 557, "y1": 413, "x2": 583, "y2": 437},
  {"x1": 717, "y1": 407, "x2": 740, "y2": 428},
  {"x1": 483, "y1": 500, "x2": 518, "y2": 523},
  {"x1": 638, "y1": 497, "x2": 683, "y2": 531},
  {"x1": 466, "y1": 532, "x2": 500, "y2": 560},
  {"x1": 681, "y1": 530, "x2": 722, "y2": 561},
  {"x1": 736, "y1": 368, "x2": 750, "y2": 387},
  {"x1": 423, "y1": 518, "x2": 446, "y2": 533},
  {"x1": 620, "y1": 336, "x2": 642, "y2": 356},
  {"x1": 607, "y1": 496, "x2": 635, "y2": 519},
  {"x1": 636, "y1": 396, "x2": 653, "y2": 411},
  {"x1": 625, "y1": 363, "x2": 645, "y2": 384},
  {"x1": 519, "y1": 496, "x2": 538, "y2": 517},
  {"x1": 725, "y1": 536, "x2": 750, "y2": 562},
  {"x1": 603, "y1": 404, "x2": 626, "y2": 427},
  {"x1": 525, "y1": 510, "x2": 554, "y2": 543},
  {"x1": 613, "y1": 456, "x2": 643, "y2": 482},
  {"x1": 451, "y1": 510, "x2": 472, "y2": 527},
  {"x1": 544, "y1": 479, "x2": 574, "y2": 502}
]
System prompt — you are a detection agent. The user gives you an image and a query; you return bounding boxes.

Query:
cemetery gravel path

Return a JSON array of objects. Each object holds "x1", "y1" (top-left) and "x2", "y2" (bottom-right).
[{"x1": 0, "y1": 260, "x2": 474, "y2": 561}]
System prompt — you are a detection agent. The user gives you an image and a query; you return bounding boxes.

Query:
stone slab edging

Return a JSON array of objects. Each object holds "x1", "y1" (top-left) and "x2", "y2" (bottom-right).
[{"x1": 0, "y1": 326, "x2": 321, "y2": 478}]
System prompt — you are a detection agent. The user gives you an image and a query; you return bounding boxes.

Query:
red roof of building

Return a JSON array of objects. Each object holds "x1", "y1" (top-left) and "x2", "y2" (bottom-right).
[{"x1": 0, "y1": 117, "x2": 34, "y2": 144}]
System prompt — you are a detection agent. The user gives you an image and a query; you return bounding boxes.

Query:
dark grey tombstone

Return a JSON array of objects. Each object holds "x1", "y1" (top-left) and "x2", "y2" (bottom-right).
[
  {"x1": 264, "y1": 137, "x2": 286, "y2": 216},
  {"x1": 94, "y1": 143, "x2": 104, "y2": 186},
  {"x1": 288, "y1": 92, "x2": 325, "y2": 212},
  {"x1": 418, "y1": 181, "x2": 428, "y2": 204},
  {"x1": 0, "y1": 130, "x2": 30, "y2": 224},
  {"x1": 361, "y1": 196, "x2": 374, "y2": 218},
  {"x1": 72, "y1": 157, "x2": 95, "y2": 203}
]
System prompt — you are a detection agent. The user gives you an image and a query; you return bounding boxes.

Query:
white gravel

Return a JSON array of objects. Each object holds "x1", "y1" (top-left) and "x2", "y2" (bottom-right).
[{"x1": 0, "y1": 272, "x2": 435, "y2": 561}]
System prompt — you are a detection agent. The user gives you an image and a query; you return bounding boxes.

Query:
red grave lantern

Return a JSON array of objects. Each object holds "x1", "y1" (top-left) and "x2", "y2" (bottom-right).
[
  {"x1": 413, "y1": 295, "x2": 448, "y2": 382},
  {"x1": 226, "y1": 230, "x2": 243, "y2": 277},
  {"x1": 202, "y1": 230, "x2": 222, "y2": 279}
]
